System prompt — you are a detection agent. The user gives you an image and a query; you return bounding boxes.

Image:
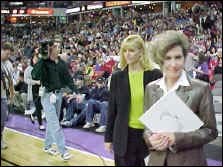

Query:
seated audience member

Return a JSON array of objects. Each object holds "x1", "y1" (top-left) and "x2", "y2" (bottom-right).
[
  {"x1": 83, "y1": 77, "x2": 109, "y2": 133},
  {"x1": 14, "y1": 72, "x2": 27, "y2": 94},
  {"x1": 60, "y1": 77, "x2": 90, "y2": 127},
  {"x1": 195, "y1": 53, "x2": 209, "y2": 82},
  {"x1": 13, "y1": 72, "x2": 28, "y2": 113}
]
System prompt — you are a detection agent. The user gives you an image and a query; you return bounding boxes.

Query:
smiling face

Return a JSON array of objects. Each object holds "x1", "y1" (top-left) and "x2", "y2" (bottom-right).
[{"x1": 163, "y1": 45, "x2": 185, "y2": 81}]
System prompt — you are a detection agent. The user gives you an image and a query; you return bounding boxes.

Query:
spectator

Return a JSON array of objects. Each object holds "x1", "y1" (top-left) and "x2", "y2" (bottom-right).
[
  {"x1": 1, "y1": 42, "x2": 14, "y2": 149},
  {"x1": 13, "y1": 72, "x2": 27, "y2": 113},
  {"x1": 24, "y1": 55, "x2": 45, "y2": 130},
  {"x1": 60, "y1": 77, "x2": 90, "y2": 127},
  {"x1": 83, "y1": 77, "x2": 109, "y2": 133},
  {"x1": 195, "y1": 53, "x2": 210, "y2": 82}
]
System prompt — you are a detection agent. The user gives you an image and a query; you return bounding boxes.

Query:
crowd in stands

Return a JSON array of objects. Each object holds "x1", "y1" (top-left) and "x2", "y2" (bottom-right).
[{"x1": 1, "y1": 1, "x2": 222, "y2": 133}]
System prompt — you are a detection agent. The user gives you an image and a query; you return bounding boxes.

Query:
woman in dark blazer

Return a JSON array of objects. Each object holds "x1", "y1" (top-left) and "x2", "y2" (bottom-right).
[
  {"x1": 143, "y1": 30, "x2": 218, "y2": 166},
  {"x1": 104, "y1": 35, "x2": 162, "y2": 166}
]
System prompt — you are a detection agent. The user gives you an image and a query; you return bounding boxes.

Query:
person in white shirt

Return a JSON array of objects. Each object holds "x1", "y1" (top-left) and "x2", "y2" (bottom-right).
[
  {"x1": 1, "y1": 42, "x2": 14, "y2": 150},
  {"x1": 24, "y1": 57, "x2": 45, "y2": 130},
  {"x1": 143, "y1": 30, "x2": 218, "y2": 166}
]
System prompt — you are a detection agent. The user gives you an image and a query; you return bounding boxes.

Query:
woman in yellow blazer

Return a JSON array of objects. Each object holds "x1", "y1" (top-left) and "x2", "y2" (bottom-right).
[{"x1": 143, "y1": 30, "x2": 218, "y2": 166}]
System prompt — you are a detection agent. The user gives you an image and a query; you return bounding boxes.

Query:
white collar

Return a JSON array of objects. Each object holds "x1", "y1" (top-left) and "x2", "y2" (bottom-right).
[{"x1": 156, "y1": 70, "x2": 190, "y2": 94}]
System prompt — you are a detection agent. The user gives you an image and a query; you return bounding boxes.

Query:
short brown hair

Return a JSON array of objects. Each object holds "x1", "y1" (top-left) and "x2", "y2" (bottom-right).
[{"x1": 149, "y1": 30, "x2": 190, "y2": 68}]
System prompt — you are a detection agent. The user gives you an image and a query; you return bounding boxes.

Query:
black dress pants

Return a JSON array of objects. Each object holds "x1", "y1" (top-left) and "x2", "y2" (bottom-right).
[
  {"x1": 32, "y1": 85, "x2": 43, "y2": 125},
  {"x1": 114, "y1": 127, "x2": 149, "y2": 166}
]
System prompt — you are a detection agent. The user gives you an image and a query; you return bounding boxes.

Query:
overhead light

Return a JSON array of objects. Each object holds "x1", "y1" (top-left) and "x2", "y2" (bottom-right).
[
  {"x1": 1, "y1": 9, "x2": 10, "y2": 14},
  {"x1": 12, "y1": 9, "x2": 17, "y2": 14},
  {"x1": 39, "y1": 2, "x2": 46, "y2": 6},
  {"x1": 19, "y1": 10, "x2": 25, "y2": 14},
  {"x1": 132, "y1": 1, "x2": 151, "y2": 5},
  {"x1": 65, "y1": 7, "x2": 80, "y2": 14},
  {"x1": 9, "y1": 2, "x2": 23, "y2": 6},
  {"x1": 87, "y1": 4, "x2": 103, "y2": 10}
]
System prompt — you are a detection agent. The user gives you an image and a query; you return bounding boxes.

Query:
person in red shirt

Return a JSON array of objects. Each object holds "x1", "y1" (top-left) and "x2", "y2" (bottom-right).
[{"x1": 100, "y1": 58, "x2": 116, "y2": 74}]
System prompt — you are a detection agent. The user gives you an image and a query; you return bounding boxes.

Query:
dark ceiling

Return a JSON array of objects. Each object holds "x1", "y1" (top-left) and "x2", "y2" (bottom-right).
[{"x1": 1, "y1": 1, "x2": 103, "y2": 8}]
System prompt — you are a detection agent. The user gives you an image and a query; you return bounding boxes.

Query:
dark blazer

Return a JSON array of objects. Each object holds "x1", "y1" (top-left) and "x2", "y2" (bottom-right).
[
  {"x1": 104, "y1": 67, "x2": 162, "y2": 156},
  {"x1": 143, "y1": 76, "x2": 218, "y2": 166}
]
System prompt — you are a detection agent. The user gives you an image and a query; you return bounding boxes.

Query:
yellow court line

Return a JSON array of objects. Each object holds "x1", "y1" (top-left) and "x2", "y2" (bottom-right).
[{"x1": 1, "y1": 128, "x2": 114, "y2": 166}]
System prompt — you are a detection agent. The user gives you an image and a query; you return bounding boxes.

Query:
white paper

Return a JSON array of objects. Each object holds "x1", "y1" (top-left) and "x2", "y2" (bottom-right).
[{"x1": 139, "y1": 91, "x2": 204, "y2": 133}]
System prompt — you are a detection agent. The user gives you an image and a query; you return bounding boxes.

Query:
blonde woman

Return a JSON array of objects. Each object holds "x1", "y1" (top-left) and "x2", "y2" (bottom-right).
[
  {"x1": 143, "y1": 30, "x2": 218, "y2": 166},
  {"x1": 104, "y1": 34, "x2": 162, "y2": 166}
]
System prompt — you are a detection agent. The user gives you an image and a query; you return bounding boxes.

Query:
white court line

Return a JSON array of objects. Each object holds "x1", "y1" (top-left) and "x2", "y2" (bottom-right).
[{"x1": 5, "y1": 127, "x2": 114, "y2": 163}]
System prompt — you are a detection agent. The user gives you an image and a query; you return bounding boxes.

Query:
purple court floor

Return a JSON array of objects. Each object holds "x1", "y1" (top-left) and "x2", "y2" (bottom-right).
[{"x1": 5, "y1": 114, "x2": 222, "y2": 166}]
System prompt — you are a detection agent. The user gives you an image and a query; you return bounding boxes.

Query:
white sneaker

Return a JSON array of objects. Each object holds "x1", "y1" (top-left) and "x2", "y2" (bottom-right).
[
  {"x1": 95, "y1": 125, "x2": 106, "y2": 133},
  {"x1": 39, "y1": 125, "x2": 45, "y2": 130},
  {"x1": 83, "y1": 122, "x2": 95, "y2": 129},
  {"x1": 43, "y1": 147, "x2": 59, "y2": 155},
  {"x1": 61, "y1": 121, "x2": 72, "y2": 127},
  {"x1": 61, "y1": 152, "x2": 72, "y2": 161}
]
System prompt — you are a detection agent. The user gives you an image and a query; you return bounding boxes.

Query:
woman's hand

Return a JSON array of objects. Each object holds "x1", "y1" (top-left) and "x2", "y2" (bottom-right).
[
  {"x1": 149, "y1": 133, "x2": 170, "y2": 151},
  {"x1": 159, "y1": 132, "x2": 176, "y2": 147},
  {"x1": 104, "y1": 142, "x2": 113, "y2": 153}
]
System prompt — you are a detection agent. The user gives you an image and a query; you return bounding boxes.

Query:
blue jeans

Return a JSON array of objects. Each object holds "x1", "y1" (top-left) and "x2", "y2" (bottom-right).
[
  {"x1": 64, "y1": 99, "x2": 85, "y2": 121},
  {"x1": 41, "y1": 92, "x2": 66, "y2": 154},
  {"x1": 64, "y1": 99, "x2": 84, "y2": 121},
  {"x1": 1, "y1": 98, "x2": 8, "y2": 139},
  {"x1": 68, "y1": 108, "x2": 87, "y2": 127},
  {"x1": 65, "y1": 99, "x2": 87, "y2": 126},
  {"x1": 86, "y1": 99, "x2": 108, "y2": 126}
]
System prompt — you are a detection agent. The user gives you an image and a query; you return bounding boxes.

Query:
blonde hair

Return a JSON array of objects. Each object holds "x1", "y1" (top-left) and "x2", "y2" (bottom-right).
[
  {"x1": 149, "y1": 30, "x2": 190, "y2": 68},
  {"x1": 119, "y1": 34, "x2": 153, "y2": 71}
]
